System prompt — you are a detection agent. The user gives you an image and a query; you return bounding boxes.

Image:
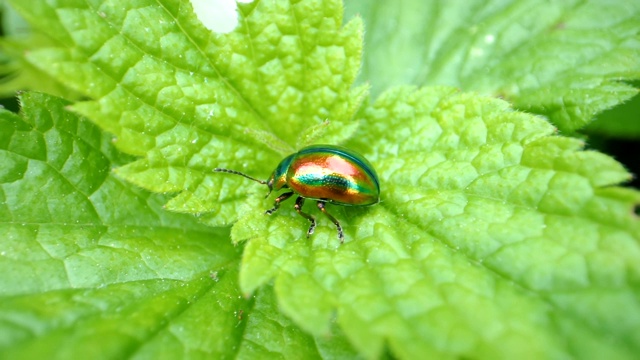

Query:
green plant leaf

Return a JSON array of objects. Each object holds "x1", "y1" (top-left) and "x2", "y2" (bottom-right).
[
  {"x1": 345, "y1": 0, "x2": 640, "y2": 132},
  {"x1": 3, "y1": 0, "x2": 640, "y2": 359},
  {"x1": 587, "y1": 89, "x2": 640, "y2": 139},
  {"x1": 0, "y1": 36, "x2": 81, "y2": 98},
  {"x1": 235, "y1": 285, "x2": 362, "y2": 359},
  {"x1": 8, "y1": 0, "x2": 366, "y2": 229},
  {"x1": 0, "y1": 2, "x2": 80, "y2": 98},
  {"x1": 0, "y1": 92, "x2": 251, "y2": 357},
  {"x1": 0, "y1": 92, "x2": 334, "y2": 359},
  {"x1": 237, "y1": 86, "x2": 640, "y2": 358}
]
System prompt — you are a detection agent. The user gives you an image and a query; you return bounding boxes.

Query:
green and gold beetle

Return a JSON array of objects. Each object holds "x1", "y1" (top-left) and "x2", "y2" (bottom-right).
[{"x1": 215, "y1": 144, "x2": 380, "y2": 243}]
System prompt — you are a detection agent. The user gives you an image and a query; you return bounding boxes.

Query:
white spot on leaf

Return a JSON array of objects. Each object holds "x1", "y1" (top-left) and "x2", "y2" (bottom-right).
[{"x1": 190, "y1": 0, "x2": 254, "y2": 33}]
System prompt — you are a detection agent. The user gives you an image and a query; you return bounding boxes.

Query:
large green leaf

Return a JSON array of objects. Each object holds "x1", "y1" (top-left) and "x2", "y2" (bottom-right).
[
  {"x1": 2, "y1": 0, "x2": 640, "y2": 359},
  {"x1": 0, "y1": 92, "x2": 250, "y2": 358},
  {"x1": 237, "y1": 86, "x2": 640, "y2": 358},
  {"x1": 345, "y1": 0, "x2": 640, "y2": 132},
  {"x1": 10, "y1": 0, "x2": 366, "y2": 228},
  {"x1": 587, "y1": 89, "x2": 640, "y2": 139}
]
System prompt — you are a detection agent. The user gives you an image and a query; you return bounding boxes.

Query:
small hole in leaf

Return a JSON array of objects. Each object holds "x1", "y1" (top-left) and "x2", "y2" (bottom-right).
[{"x1": 634, "y1": 204, "x2": 640, "y2": 217}]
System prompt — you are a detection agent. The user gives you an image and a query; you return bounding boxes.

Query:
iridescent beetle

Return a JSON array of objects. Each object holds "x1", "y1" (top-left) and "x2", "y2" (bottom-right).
[{"x1": 215, "y1": 144, "x2": 380, "y2": 243}]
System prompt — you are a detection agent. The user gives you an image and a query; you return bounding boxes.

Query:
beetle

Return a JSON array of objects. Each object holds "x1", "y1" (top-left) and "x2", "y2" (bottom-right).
[{"x1": 214, "y1": 144, "x2": 380, "y2": 243}]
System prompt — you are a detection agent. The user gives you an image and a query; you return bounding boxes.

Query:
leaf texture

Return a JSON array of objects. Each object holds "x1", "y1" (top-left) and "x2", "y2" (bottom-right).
[{"x1": 346, "y1": 0, "x2": 640, "y2": 132}]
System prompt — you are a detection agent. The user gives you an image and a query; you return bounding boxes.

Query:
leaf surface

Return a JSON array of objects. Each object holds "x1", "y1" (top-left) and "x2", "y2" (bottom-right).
[
  {"x1": 2, "y1": 0, "x2": 640, "y2": 359},
  {"x1": 238, "y1": 86, "x2": 640, "y2": 358},
  {"x1": 345, "y1": 0, "x2": 640, "y2": 132},
  {"x1": 0, "y1": 92, "x2": 264, "y2": 358}
]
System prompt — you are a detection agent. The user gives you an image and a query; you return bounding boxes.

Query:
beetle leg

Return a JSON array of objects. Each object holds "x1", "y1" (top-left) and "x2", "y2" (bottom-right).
[
  {"x1": 317, "y1": 201, "x2": 344, "y2": 243},
  {"x1": 294, "y1": 196, "x2": 316, "y2": 237},
  {"x1": 265, "y1": 191, "x2": 294, "y2": 215}
]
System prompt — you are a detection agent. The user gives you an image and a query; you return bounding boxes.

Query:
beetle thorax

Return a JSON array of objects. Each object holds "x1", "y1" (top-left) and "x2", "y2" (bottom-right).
[{"x1": 268, "y1": 154, "x2": 294, "y2": 191}]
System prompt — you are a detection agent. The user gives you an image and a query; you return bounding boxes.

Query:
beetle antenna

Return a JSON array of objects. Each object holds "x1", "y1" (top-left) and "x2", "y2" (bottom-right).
[{"x1": 214, "y1": 168, "x2": 267, "y2": 185}]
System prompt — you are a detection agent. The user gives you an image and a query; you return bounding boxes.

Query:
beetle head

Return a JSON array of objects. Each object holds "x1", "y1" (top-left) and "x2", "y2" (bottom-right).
[{"x1": 265, "y1": 153, "x2": 294, "y2": 196}]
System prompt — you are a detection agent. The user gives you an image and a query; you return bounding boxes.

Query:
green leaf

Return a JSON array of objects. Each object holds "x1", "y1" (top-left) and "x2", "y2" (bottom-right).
[
  {"x1": 235, "y1": 285, "x2": 362, "y2": 359},
  {"x1": 10, "y1": 0, "x2": 365, "y2": 228},
  {"x1": 0, "y1": 35, "x2": 82, "y2": 98},
  {"x1": 587, "y1": 89, "x2": 640, "y2": 139},
  {"x1": 1, "y1": 0, "x2": 30, "y2": 37},
  {"x1": 0, "y1": 92, "x2": 334, "y2": 359},
  {"x1": 3, "y1": 0, "x2": 640, "y2": 359},
  {"x1": 0, "y1": 2, "x2": 80, "y2": 98},
  {"x1": 238, "y1": 86, "x2": 640, "y2": 359},
  {"x1": 345, "y1": 0, "x2": 640, "y2": 132},
  {"x1": 0, "y1": 92, "x2": 250, "y2": 356}
]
